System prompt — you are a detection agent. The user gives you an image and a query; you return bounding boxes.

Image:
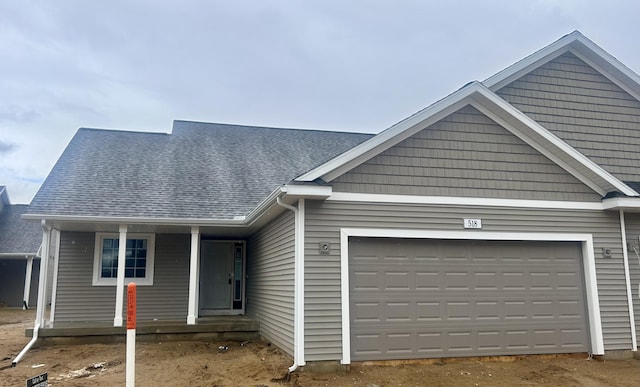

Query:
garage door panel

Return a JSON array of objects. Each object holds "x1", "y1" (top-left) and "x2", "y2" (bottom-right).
[{"x1": 349, "y1": 238, "x2": 590, "y2": 360}]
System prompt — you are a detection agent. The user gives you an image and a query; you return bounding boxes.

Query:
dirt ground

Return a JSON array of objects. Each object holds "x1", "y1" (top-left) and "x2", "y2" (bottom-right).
[{"x1": 1, "y1": 309, "x2": 639, "y2": 386}]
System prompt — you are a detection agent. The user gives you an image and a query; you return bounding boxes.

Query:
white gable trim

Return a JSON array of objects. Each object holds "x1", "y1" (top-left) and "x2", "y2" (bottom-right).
[
  {"x1": 469, "y1": 88, "x2": 637, "y2": 196},
  {"x1": 339, "y1": 228, "x2": 605, "y2": 364},
  {"x1": 296, "y1": 81, "x2": 636, "y2": 197},
  {"x1": 484, "y1": 31, "x2": 640, "y2": 102},
  {"x1": 296, "y1": 94, "x2": 472, "y2": 183}
]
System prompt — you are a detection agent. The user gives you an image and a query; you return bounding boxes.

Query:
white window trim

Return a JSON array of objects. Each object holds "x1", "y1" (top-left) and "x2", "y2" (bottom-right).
[{"x1": 93, "y1": 232, "x2": 155, "y2": 286}]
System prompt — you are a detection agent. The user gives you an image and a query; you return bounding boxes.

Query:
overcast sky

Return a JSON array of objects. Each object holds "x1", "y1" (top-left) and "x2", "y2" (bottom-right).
[{"x1": 1, "y1": 1, "x2": 639, "y2": 204}]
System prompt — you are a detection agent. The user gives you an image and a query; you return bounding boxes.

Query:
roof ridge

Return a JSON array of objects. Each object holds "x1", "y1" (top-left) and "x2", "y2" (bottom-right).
[{"x1": 172, "y1": 120, "x2": 375, "y2": 135}]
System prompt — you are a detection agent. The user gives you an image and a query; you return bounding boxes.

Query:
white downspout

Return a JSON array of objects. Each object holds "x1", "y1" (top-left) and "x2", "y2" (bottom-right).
[
  {"x1": 12, "y1": 220, "x2": 51, "y2": 366},
  {"x1": 23, "y1": 256, "x2": 34, "y2": 309},
  {"x1": 619, "y1": 209, "x2": 638, "y2": 350},
  {"x1": 276, "y1": 197, "x2": 305, "y2": 373}
]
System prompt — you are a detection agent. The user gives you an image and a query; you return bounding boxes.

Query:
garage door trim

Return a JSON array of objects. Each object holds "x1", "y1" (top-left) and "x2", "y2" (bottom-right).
[{"x1": 339, "y1": 228, "x2": 604, "y2": 365}]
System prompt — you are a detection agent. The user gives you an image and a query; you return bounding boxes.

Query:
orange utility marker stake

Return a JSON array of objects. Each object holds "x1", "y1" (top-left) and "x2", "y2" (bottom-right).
[{"x1": 126, "y1": 282, "x2": 136, "y2": 387}]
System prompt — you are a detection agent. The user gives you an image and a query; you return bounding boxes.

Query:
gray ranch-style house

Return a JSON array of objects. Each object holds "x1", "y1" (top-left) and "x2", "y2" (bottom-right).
[
  {"x1": 0, "y1": 186, "x2": 42, "y2": 309},
  {"x1": 24, "y1": 31, "x2": 640, "y2": 368}
]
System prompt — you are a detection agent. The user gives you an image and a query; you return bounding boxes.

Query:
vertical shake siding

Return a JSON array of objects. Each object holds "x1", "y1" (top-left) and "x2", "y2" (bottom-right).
[
  {"x1": 304, "y1": 200, "x2": 631, "y2": 362},
  {"x1": 54, "y1": 232, "x2": 190, "y2": 323},
  {"x1": 331, "y1": 105, "x2": 600, "y2": 202},
  {"x1": 247, "y1": 211, "x2": 295, "y2": 356},
  {"x1": 496, "y1": 52, "x2": 640, "y2": 182},
  {"x1": 622, "y1": 213, "x2": 640, "y2": 346}
]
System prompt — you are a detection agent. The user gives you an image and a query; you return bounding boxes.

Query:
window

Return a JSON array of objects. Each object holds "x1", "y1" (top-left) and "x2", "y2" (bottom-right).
[{"x1": 93, "y1": 233, "x2": 155, "y2": 286}]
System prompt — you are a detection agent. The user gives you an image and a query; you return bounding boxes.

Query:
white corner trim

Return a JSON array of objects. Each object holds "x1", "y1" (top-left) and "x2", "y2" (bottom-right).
[
  {"x1": 328, "y1": 192, "x2": 605, "y2": 210},
  {"x1": 340, "y1": 228, "x2": 351, "y2": 365},
  {"x1": 297, "y1": 199, "x2": 306, "y2": 366},
  {"x1": 187, "y1": 226, "x2": 199, "y2": 325},
  {"x1": 339, "y1": 228, "x2": 604, "y2": 363},
  {"x1": 619, "y1": 210, "x2": 638, "y2": 350},
  {"x1": 49, "y1": 229, "x2": 61, "y2": 324}
]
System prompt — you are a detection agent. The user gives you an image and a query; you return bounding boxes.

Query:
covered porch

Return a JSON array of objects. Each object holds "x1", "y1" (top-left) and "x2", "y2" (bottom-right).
[{"x1": 28, "y1": 315, "x2": 259, "y2": 345}]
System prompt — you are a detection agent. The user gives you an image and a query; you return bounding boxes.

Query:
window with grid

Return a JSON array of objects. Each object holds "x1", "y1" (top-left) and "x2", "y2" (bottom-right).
[{"x1": 93, "y1": 233, "x2": 155, "y2": 286}]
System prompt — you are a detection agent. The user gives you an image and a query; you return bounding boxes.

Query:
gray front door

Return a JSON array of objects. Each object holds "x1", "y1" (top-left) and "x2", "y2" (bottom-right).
[
  {"x1": 349, "y1": 238, "x2": 590, "y2": 361},
  {"x1": 199, "y1": 241, "x2": 245, "y2": 315}
]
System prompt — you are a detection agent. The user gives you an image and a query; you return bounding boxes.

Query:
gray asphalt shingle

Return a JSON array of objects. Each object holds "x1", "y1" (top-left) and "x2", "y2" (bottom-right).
[
  {"x1": 0, "y1": 204, "x2": 41, "y2": 254},
  {"x1": 27, "y1": 121, "x2": 373, "y2": 219}
]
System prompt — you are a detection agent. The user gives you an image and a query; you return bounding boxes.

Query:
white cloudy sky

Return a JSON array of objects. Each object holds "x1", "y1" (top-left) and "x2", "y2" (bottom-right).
[{"x1": 1, "y1": 1, "x2": 639, "y2": 204}]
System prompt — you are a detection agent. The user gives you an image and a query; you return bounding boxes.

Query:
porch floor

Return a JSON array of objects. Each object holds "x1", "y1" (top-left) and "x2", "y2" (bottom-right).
[{"x1": 27, "y1": 316, "x2": 259, "y2": 345}]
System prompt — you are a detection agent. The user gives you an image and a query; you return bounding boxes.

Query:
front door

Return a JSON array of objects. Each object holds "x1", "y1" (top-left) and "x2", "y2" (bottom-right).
[{"x1": 199, "y1": 241, "x2": 245, "y2": 315}]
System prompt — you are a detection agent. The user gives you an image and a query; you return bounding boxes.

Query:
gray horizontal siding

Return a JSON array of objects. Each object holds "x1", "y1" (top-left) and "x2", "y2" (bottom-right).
[
  {"x1": 247, "y1": 211, "x2": 295, "y2": 356},
  {"x1": 126, "y1": 234, "x2": 190, "y2": 321},
  {"x1": 331, "y1": 105, "x2": 600, "y2": 202},
  {"x1": 496, "y1": 52, "x2": 640, "y2": 182},
  {"x1": 54, "y1": 232, "x2": 190, "y2": 323},
  {"x1": 304, "y1": 200, "x2": 631, "y2": 362}
]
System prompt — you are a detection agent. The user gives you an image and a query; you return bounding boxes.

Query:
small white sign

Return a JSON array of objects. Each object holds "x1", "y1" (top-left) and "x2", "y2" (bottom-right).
[{"x1": 463, "y1": 218, "x2": 482, "y2": 229}]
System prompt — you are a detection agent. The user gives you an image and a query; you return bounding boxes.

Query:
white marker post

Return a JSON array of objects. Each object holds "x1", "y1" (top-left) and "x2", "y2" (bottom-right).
[{"x1": 126, "y1": 282, "x2": 136, "y2": 387}]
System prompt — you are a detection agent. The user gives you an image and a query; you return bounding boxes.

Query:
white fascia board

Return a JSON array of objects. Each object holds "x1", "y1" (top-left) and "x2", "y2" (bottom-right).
[
  {"x1": 470, "y1": 86, "x2": 638, "y2": 196},
  {"x1": 295, "y1": 83, "x2": 480, "y2": 183},
  {"x1": 20, "y1": 185, "x2": 329, "y2": 230},
  {"x1": 602, "y1": 197, "x2": 640, "y2": 211},
  {"x1": 484, "y1": 31, "x2": 583, "y2": 90},
  {"x1": 484, "y1": 31, "x2": 640, "y2": 102},
  {"x1": 281, "y1": 184, "x2": 332, "y2": 198},
  {"x1": 22, "y1": 213, "x2": 248, "y2": 227},
  {"x1": 567, "y1": 41, "x2": 640, "y2": 102},
  {"x1": 328, "y1": 192, "x2": 605, "y2": 211}
]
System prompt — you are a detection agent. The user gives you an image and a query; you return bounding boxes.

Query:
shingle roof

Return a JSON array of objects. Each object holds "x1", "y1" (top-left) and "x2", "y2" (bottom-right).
[
  {"x1": 27, "y1": 122, "x2": 373, "y2": 219},
  {"x1": 0, "y1": 204, "x2": 41, "y2": 254}
]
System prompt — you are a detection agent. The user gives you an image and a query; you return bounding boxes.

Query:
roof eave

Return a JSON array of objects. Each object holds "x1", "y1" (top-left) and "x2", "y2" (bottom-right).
[
  {"x1": 602, "y1": 197, "x2": 640, "y2": 211},
  {"x1": 21, "y1": 184, "x2": 333, "y2": 228}
]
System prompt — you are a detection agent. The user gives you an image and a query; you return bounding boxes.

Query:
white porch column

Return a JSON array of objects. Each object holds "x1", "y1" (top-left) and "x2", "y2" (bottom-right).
[
  {"x1": 114, "y1": 224, "x2": 128, "y2": 327},
  {"x1": 35, "y1": 220, "x2": 51, "y2": 328},
  {"x1": 49, "y1": 229, "x2": 61, "y2": 324},
  {"x1": 23, "y1": 256, "x2": 34, "y2": 309},
  {"x1": 187, "y1": 226, "x2": 200, "y2": 325}
]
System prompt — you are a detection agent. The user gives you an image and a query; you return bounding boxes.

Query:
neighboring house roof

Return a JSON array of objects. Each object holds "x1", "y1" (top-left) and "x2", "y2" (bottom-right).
[
  {"x1": 0, "y1": 204, "x2": 41, "y2": 255},
  {"x1": 27, "y1": 122, "x2": 373, "y2": 219},
  {"x1": 0, "y1": 186, "x2": 8, "y2": 208}
]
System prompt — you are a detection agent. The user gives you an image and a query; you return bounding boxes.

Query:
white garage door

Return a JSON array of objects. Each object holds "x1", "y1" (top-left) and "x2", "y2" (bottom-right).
[{"x1": 349, "y1": 237, "x2": 590, "y2": 361}]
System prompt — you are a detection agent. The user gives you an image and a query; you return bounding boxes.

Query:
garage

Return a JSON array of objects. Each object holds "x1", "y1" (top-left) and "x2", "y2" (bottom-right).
[{"x1": 349, "y1": 237, "x2": 590, "y2": 361}]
